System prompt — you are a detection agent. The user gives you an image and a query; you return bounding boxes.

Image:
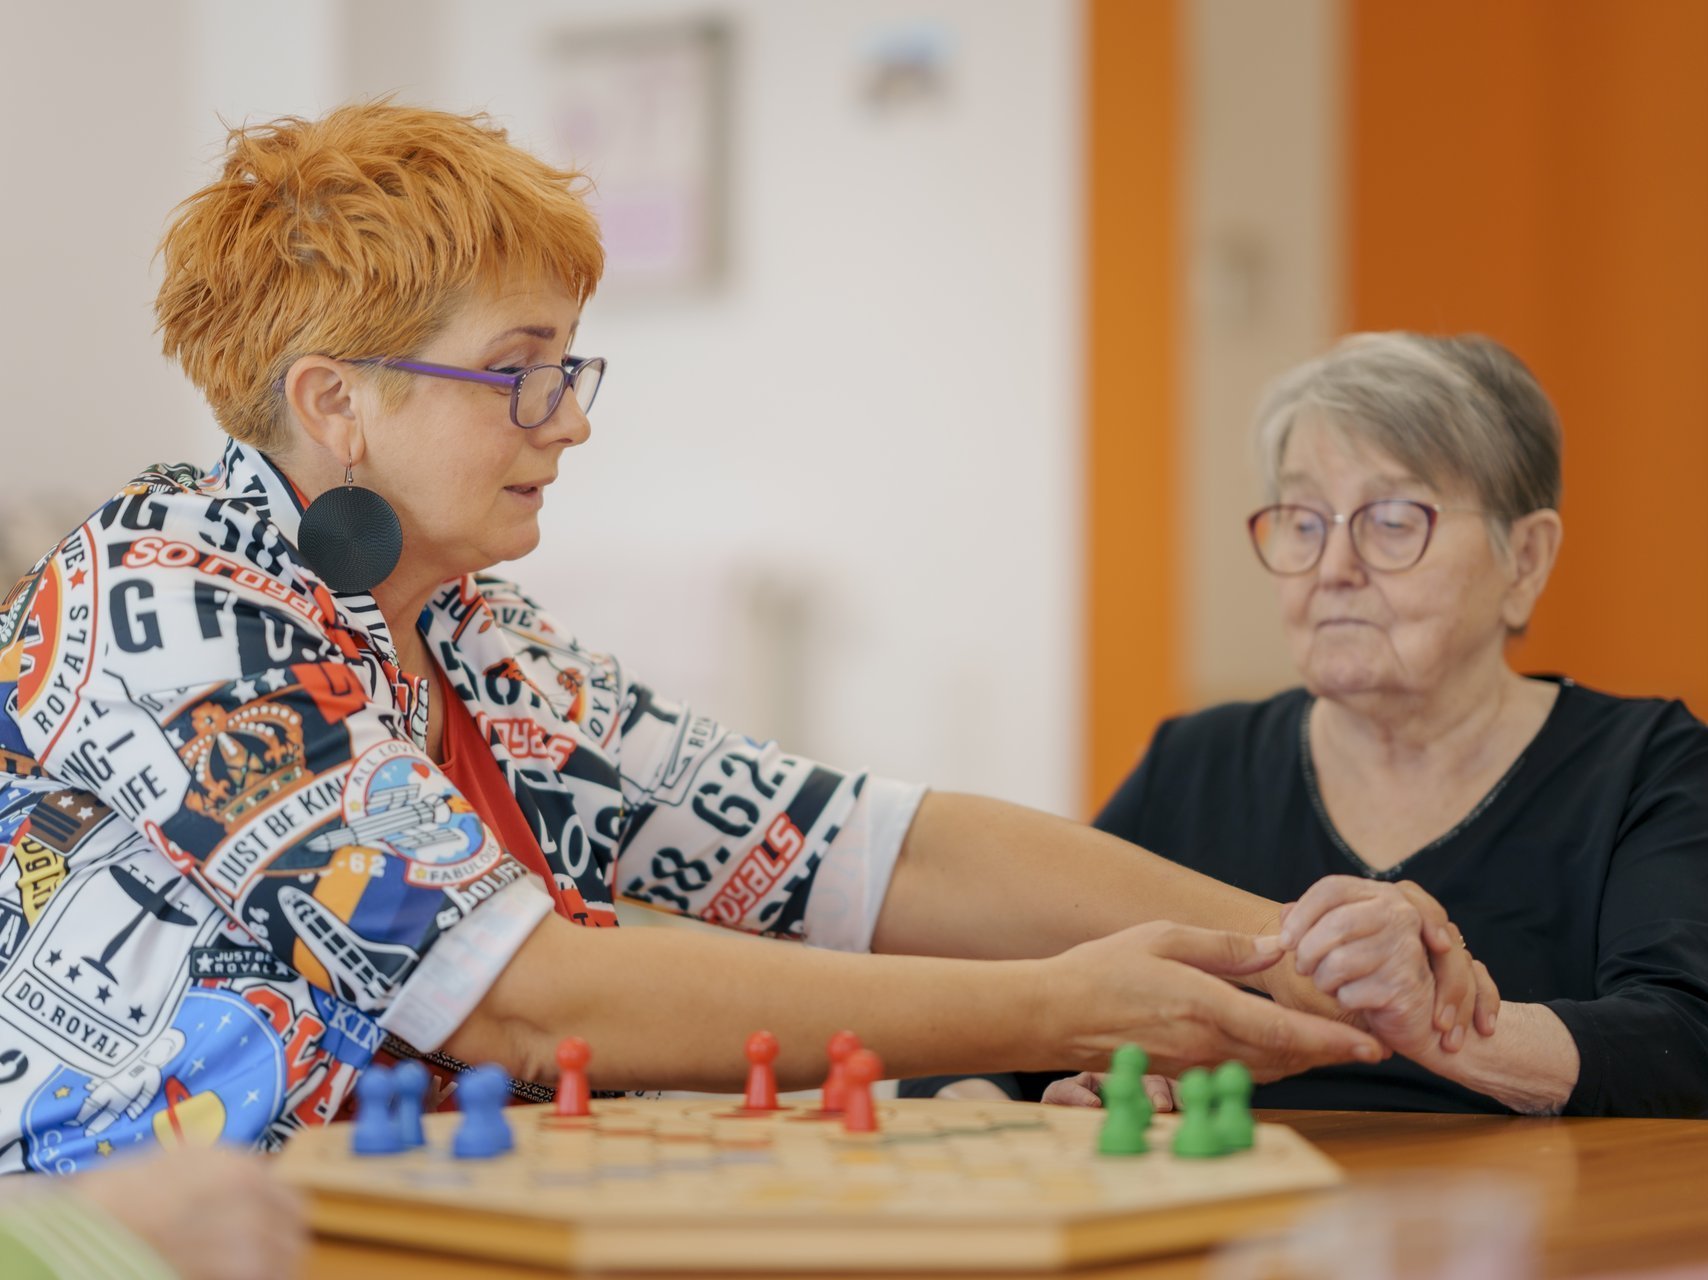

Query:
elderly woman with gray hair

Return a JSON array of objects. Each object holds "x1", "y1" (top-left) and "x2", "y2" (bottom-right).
[{"x1": 910, "y1": 333, "x2": 1708, "y2": 1116}]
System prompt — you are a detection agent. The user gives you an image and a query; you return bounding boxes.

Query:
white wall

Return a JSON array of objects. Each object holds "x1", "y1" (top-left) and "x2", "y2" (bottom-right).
[
  {"x1": 456, "y1": 0, "x2": 1084, "y2": 810},
  {"x1": 0, "y1": 1, "x2": 210, "y2": 561},
  {"x1": 0, "y1": 0, "x2": 1084, "y2": 816}
]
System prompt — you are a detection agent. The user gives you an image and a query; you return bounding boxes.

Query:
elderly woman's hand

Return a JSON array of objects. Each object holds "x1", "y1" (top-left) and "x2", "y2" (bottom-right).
[
  {"x1": 1040, "y1": 1071, "x2": 1180, "y2": 1112},
  {"x1": 1279, "y1": 876, "x2": 1499, "y2": 1055}
]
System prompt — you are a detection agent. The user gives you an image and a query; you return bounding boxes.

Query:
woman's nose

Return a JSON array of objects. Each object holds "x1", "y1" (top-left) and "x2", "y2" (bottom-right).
[
  {"x1": 540, "y1": 395, "x2": 592, "y2": 448},
  {"x1": 1316, "y1": 520, "x2": 1366, "y2": 584}
]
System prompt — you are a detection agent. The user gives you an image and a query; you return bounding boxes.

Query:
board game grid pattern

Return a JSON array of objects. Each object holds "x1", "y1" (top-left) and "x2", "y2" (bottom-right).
[{"x1": 278, "y1": 1097, "x2": 1344, "y2": 1272}]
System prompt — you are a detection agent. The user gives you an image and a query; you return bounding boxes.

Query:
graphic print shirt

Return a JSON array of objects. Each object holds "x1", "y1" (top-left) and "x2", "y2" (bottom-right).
[{"x1": 0, "y1": 440, "x2": 921, "y2": 1173}]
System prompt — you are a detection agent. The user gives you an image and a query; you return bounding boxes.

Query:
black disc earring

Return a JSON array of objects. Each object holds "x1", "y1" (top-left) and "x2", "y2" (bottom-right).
[{"x1": 296, "y1": 461, "x2": 403, "y2": 594}]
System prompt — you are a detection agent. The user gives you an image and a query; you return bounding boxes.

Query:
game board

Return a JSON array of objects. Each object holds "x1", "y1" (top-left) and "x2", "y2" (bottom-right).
[{"x1": 276, "y1": 1096, "x2": 1344, "y2": 1272}]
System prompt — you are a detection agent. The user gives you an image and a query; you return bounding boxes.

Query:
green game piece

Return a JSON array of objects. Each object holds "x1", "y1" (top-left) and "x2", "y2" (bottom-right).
[
  {"x1": 1097, "y1": 1043, "x2": 1151, "y2": 1156},
  {"x1": 1211, "y1": 1060, "x2": 1255, "y2": 1151},
  {"x1": 1110, "y1": 1043, "x2": 1151, "y2": 1127},
  {"x1": 1170, "y1": 1067, "x2": 1225, "y2": 1159}
]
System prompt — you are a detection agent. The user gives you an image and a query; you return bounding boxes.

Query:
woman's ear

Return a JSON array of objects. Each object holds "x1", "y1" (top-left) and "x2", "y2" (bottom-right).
[
  {"x1": 1501, "y1": 509, "x2": 1563, "y2": 632},
  {"x1": 282, "y1": 356, "x2": 366, "y2": 466}
]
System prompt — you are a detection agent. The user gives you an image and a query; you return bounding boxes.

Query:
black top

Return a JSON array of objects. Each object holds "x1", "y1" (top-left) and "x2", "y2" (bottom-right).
[{"x1": 904, "y1": 679, "x2": 1708, "y2": 1117}]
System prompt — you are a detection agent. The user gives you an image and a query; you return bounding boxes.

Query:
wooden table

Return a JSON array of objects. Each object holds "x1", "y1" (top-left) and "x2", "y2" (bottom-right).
[{"x1": 304, "y1": 1110, "x2": 1708, "y2": 1278}]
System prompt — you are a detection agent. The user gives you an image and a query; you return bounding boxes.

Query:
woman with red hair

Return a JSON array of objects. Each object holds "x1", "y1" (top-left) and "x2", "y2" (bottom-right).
[{"x1": 0, "y1": 104, "x2": 1475, "y2": 1172}]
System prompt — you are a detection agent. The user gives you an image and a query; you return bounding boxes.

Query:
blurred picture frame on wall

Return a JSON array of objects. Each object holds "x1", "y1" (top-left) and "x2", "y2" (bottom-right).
[{"x1": 544, "y1": 17, "x2": 731, "y2": 301}]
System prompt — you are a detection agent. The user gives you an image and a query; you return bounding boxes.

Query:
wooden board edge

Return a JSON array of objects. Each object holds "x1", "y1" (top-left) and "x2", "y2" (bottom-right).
[
  {"x1": 304, "y1": 1186, "x2": 1343, "y2": 1275},
  {"x1": 1059, "y1": 1187, "x2": 1337, "y2": 1267},
  {"x1": 308, "y1": 1189, "x2": 576, "y2": 1270}
]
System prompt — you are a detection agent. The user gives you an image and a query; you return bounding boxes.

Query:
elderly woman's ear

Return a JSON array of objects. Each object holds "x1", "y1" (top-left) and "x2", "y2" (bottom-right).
[{"x1": 1501, "y1": 508, "x2": 1564, "y2": 633}]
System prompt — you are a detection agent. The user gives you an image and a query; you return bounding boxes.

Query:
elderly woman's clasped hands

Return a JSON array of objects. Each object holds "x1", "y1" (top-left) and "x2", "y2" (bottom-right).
[
  {"x1": 1045, "y1": 880, "x2": 1499, "y2": 1109},
  {"x1": 1281, "y1": 875, "x2": 1499, "y2": 1055}
]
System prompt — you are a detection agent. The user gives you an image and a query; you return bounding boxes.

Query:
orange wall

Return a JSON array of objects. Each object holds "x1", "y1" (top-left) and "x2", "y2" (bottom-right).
[
  {"x1": 1349, "y1": 0, "x2": 1708, "y2": 713},
  {"x1": 1084, "y1": 0, "x2": 1182, "y2": 815}
]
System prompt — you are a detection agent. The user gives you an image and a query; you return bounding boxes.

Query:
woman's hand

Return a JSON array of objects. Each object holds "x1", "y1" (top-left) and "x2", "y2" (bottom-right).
[
  {"x1": 69, "y1": 1145, "x2": 307, "y2": 1280},
  {"x1": 1041, "y1": 1071, "x2": 1179, "y2": 1111},
  {"x1": 1279, "y1": 876, "x2": 1500, "y2": 1055},
  {"x1": 1047, "y1": 921, "x2": 1386, "y2": 1082}
]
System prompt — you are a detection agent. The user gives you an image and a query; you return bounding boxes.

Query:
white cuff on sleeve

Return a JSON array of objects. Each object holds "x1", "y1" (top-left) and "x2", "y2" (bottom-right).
[
  {"x1": 802, "y1": 776, "x2": 926, "y2": 953},
  {"x1": 377, "y1": 876, "x2": 554, "y2": 1051}
]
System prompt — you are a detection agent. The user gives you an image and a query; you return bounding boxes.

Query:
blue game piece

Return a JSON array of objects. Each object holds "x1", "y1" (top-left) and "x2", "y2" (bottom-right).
[
  {"x1": 352, "y1": 1065, "x2": 403, "y2": 1155},
  {"x1": 451, "y1": 1064, "x2": 513, "y2": 1160},
  {"x1": 393, "y1": 1059, "x2": 429, "y2": 1149}
]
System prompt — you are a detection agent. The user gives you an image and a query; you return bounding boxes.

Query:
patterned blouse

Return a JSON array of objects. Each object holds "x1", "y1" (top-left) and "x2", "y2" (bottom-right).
[{"x1": 0, "y1": 439, "x2": 919, "y2": 1172}]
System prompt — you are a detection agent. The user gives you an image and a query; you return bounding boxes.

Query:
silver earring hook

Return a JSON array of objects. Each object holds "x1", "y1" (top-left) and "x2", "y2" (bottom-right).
[{"x1": 344, "y1": 460, "x2": 355, "y2": 486}]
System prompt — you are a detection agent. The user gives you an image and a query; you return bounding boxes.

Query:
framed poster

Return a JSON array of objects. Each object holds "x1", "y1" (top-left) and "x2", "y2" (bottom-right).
[{"x1": 544, "y1": 18, "x2": 731, "y2": 298}]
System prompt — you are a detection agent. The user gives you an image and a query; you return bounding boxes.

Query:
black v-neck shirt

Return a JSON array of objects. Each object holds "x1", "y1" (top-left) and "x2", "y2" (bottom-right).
[{"x1": 906, "y1": 679, "x2": 1708, "y2": 1116}]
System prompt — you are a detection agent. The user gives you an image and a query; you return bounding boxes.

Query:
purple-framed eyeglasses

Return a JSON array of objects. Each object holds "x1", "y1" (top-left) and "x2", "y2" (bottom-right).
[{"x1": 360, "y1": 354, "x2": 606, "y2": 429}]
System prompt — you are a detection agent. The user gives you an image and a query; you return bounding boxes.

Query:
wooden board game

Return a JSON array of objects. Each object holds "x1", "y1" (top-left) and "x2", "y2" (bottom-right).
[{"x1": 276, "y1": 1096, "x2": 1344, "y2": 1273}]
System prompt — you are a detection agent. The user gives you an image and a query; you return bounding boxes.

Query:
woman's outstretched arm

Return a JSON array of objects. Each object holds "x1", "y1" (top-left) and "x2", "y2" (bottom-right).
[{"x1": 443, "y1": 913, "x2": 1386, "y2": 1093}]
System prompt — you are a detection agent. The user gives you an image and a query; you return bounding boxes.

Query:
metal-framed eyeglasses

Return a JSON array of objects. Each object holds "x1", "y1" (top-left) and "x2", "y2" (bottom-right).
[
  {"x1": 1247, "y1": 499, "x2": 1449, "y2": 575},
  {"x1": 359, "y1": 354, "x2": 606, "y2": 429}
]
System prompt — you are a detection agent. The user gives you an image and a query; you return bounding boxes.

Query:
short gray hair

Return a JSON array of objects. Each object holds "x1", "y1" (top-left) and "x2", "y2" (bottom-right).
[{"x1": 1255, "y1": 333, "x2": 1563, "y2": 529}]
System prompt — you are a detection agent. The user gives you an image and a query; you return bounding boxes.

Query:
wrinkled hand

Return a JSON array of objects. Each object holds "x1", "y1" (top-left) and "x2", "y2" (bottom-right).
[
  {"x1": 1279, "y1": 876, "x2": 1499, "y2": 1056},
  {"x1": 1049, "y1": 921, "x2": 1385, "y2": 1082},
  {"x1": 70, "y1": 1145, "x2": 307, "y2": 1280},
  {"x1": 1041, "y1": 1071, "x2": 1180, "y2": 1112},
  {"x1": 933, "y1": 1077, "x2": 1013, "y2": 1102}
]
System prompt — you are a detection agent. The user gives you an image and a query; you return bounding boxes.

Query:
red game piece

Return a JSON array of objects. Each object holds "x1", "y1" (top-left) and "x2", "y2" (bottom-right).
[
  {"x1": 744, "y1": 1030, "x2": 780, "y2": 1111},
  {"x1": 820, "y1": 1029, "x2": 861, "y2": 1114},
  {"x1": 555, "y1": 1036, "x2": 592, "y2": 1118},
  {"x1": 841, "y1": 1048, "x2": 883, "y2": 1134}
]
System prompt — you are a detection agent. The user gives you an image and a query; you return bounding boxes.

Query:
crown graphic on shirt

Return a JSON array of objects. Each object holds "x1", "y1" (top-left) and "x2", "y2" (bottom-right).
[{"x1": 178, "y1": 698, "x2": 308, "y2": 828}]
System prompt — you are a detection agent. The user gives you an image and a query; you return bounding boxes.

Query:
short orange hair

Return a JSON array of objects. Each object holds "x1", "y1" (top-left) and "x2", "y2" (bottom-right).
[{"x1": 156, "y1": 101, "x2": 604, "y2": 451}]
